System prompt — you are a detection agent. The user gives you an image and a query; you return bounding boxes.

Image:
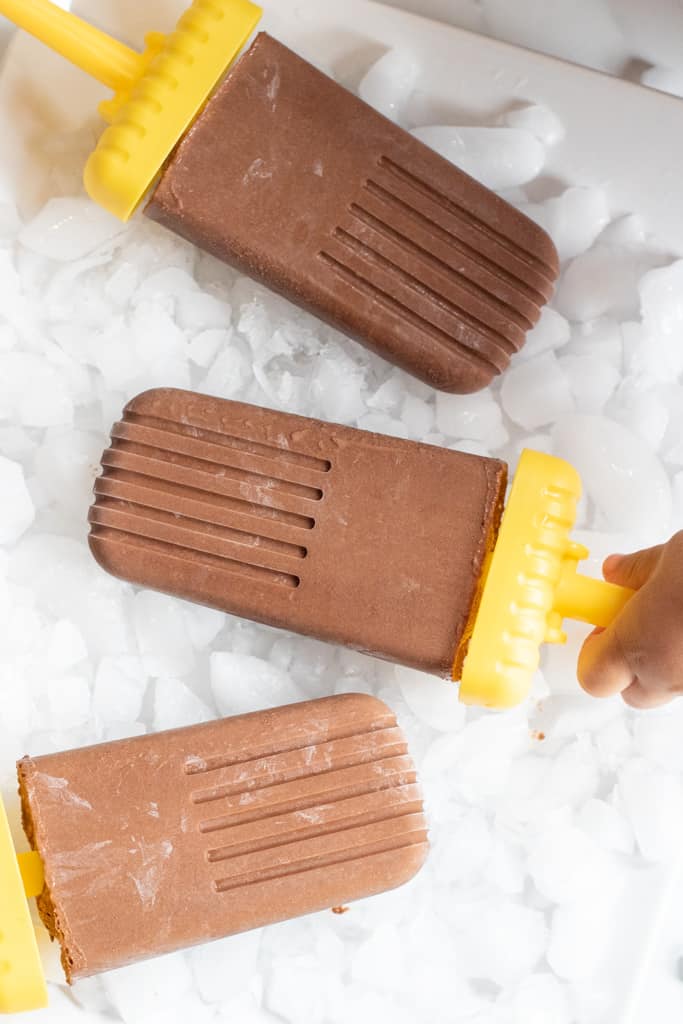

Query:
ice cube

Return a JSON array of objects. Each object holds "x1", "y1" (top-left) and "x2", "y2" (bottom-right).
[
  {"x1": 0, "y1": 456, "x2": 34, "y2": 544},
  {"x1": 19, "y1": 198, "x2": 123, "y2": 262},
  {"x1": 93, "y1": 656, "x2": 148, "y2": 725},
  {"x1": 358, "y1": 49, "x2": 420, "y2": 123},
  {"x1": 555, "y1": 243, "x2": 666, "y2": 322},
  {"x1": 638, "y1": 260, "x2": 683, "y2": 379},
  {"x1": 578, "y1": 798, "x2": 634, "y2": 855},
  {"x1": 558, "y1": 353, "x2": 619, "y2": 413},
  {"x1": 553, "y1": 414, "x2": 672, "y2": 539},
  {"x1": 210, "y1": 651, "x2": 302, "y2": 716},
  {"x1": 46, "y1": 673, "x2": 91, "y2": 730},
  {"x1": 176, "y1": 291, "x2": 231, "y2": 333},
  {"x1": 201, "y1": 344, "x2": 252, "y2": 399},
  {"x1": 503, "y1": 104, "x2": 565, "y2": 146},
  {"x1": 431, "y1": 808, "x2": 492, "y2": 884},
  {"x1": 395, "y1": 664, "x2": 466, "y2": 732},
  {"x1": 100, "y1": 950, "x2": 194, "y2": 1024},
  {"x1": 133, "y1": 592, "x2": 196, "y2": 678},
  {"x1": 181, "y1": 604, "x2": 225, "y2": 649},
  {"x1": 189, "y1": 930, "x2": 262, "y2": 1004},
  {"x1": 501, "y1": 352, "x2": 574, "y2": 429},
  {"x1": 188, "y1": 328, "x2": 229, "y2": 368},
  {"x1": 153, "y1": 677, "x2": 212, "y2": 731},
  {"x1": 599, "y1": 213, "x2": 646, "y2": 247},
  {"x1": 435, "y1": 389, "x2": 509, "y2": 445},
  {"x1": 267, "y1": 955, "x2": 343, "y2": 1024},
  {"x1": 33, "y1": 428, "x2": 102, "y2": 515},
  {"x1": 516, "y1": 306, "x2": 571, "y2": 361},
  {"x1": 618, "y1": 758, "x2": 683, "y2": 862},
  {"x1": 47, "y1": 620, "x2": 88, "y2": 671},
  {"x1": 568, "y1": 317, "x2": 623, "y2": 368},
  {"x1": 455, "y1": 900, "x2": 548, "y2": 987},
  {"x1": 542, "y1": 186, "x2": 610, "y2": 261},
  {"x1": 136, "y1": 267, "x2": 198, "y2": 301},
  {"x1": 609, "y1": 385, "x2": 669, "y2": 451},
  {"x1": 0, "y1": 353, "x2": 74, "y2": 426},
  {"x1": 400, "y1": 394, "x2": 435, "y2": 437},
  {"x1": 528, "y1": 822, "x2": 615, "y2": 903},
  {"x1": 309, "y1": 353, "x2": 367, "y2": 422},
  {"x1": 411, "y1": 126, "x2": 545, "y2": 190}
]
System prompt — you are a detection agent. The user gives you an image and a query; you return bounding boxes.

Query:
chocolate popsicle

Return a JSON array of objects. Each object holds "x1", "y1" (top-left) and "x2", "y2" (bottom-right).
[
  {"x1": 17, "y1": 693, "x2": 427, "y2": 983},
  {"x1": 146, "y1": 31, "x2": 559, "y2": 393},
  {"x1": 89, "y1": 387, "x2": 506, "y2": 678},
  {"x1": 0, "y1": 0, "x2": 559, "y2": 393}
]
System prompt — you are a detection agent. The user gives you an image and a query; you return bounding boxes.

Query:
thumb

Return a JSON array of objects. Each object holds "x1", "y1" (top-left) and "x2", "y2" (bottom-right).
[{"x1": 603, "y1": 544, "x2": 664, "y2": 590}]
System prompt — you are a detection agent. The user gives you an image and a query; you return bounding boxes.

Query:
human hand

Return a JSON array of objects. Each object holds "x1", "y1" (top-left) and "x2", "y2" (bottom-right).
[{"x1": 577, "y1": 532, "x2": 683, "y2": 708}]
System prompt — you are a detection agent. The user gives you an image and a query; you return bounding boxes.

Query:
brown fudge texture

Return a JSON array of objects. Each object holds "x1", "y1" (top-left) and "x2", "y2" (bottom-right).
[
  {"x1": 18, "y1": 693, "x2": 428, "y2": 981},
  {"x1": 88, "y1": 388, "x2": 507, "y2": 677},
  {"x1": 147, "y1": 33, "x2": 558, "y2": 393}
]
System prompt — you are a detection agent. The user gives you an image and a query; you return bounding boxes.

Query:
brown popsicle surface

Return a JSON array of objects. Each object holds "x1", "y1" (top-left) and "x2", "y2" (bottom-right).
[
  {"x1": 88, "y1": 388, "x2": 507, "y2": 678},
  {"x1": 18, "y1": 693, "x2": 428, "y2": 981},
  {"x1": 147, "y1": 33, "x2": 559, "y2": 394}
]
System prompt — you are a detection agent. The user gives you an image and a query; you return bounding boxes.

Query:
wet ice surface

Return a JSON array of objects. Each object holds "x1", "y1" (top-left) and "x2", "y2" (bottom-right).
[{"x1": 1, "y1": 30, "x2": 683, "y2": 1024}]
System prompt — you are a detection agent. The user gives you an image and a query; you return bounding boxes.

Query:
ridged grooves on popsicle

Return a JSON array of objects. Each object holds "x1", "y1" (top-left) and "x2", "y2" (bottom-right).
[
  {"x1": 190, "y1": 728, "x2": 409, "y2": 803},
  {"x1": 178, "y1": 705, "x2": 425, "y2": 896},
  {"x1": 377, "y1": 158, "x2": 556, "y2": 293},
  {"x1": 196, "y1": 758, "x2": 417, "y2": 833},
  {"x1": 318, "y1": 155, "x2": 558, "y2": 378},
  {"x1": 184, "y1": 712, "x2": 397, "y2": 773},
  {"x1": 213, "y1": 830, "x2": 428, "y2": 893},
  {"x1": 90, "y1": 410, "x2": 330, "y2": 589}
]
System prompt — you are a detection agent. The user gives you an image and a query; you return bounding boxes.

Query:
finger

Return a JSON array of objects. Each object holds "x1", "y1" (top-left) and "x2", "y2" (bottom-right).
[
  {"x1": 621, "y1": 679, "x2": 674, "y2": 710},
  {"x1": 577, "y1": 626, "x2": 635, "y2": 699},
  {"x1": 603, "y1": 545, "x2": 664, "y2": 589}
]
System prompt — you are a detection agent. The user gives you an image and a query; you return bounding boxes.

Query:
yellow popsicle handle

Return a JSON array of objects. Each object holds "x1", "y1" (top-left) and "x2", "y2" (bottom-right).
[
  {"x1": 17, "y1": 850, "x2": 45, "y2": 900},
  {"x1": 1, "y1": 0, "x2": 263, "y2": 220},
  {"x1": 0, "y1": 0, "x2": 145, "y2": 91},
  {"x1": 554, "y1": 557, "x2": 634, "y2": 629},
  {"x1": 459, "y1": 450, "x2": 636, "y2": 708},
  {"x1": 0, "y1": 795, "x2": 48, "y2": 1013}
]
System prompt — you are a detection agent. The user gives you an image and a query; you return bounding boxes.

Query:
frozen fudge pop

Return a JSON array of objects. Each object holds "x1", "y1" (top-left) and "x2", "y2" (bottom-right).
[
  {"x1": 0, "y1": 0, "x2": 558, "y2": 392},
  {"x1": 89, "y1": 390, "x2": 638, "y2": 709},
  {"x1": 89, "y1": 388, "x2": 507, "y2": 679},
  {"x1": 4, "y1": 694, "x2": 427, "y2": 1003}
]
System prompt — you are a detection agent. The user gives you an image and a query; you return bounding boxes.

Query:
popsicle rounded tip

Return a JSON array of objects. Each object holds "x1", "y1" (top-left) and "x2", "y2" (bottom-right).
[{"x1": 0, "y1": 797, "x2": 48, "y2": 1014}]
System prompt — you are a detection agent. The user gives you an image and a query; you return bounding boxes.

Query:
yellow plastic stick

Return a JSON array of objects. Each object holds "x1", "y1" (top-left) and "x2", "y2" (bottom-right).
[
  {"x1": 458, "y1": 449, "x2": 634, "y2": 708},
  {"x1": 0, "y1": 797, "x2": 48, "y2": 1014},
  {"x1": 17, "y1": 850, "x2": 45, "y2": 900},
  {"x1": 0, "y1": 0, "x2": 263, "y2": 220},
  {"x1": 0, "y1": 0, "x2": 143, "y2": 90}
]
